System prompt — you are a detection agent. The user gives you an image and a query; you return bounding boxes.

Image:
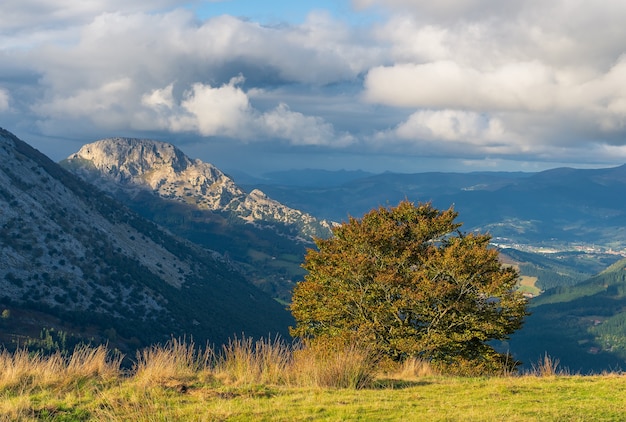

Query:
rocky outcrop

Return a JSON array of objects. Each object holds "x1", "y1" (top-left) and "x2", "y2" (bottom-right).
[{"x1": 63, "y1": 138, "x2": 333, "y2": 240}]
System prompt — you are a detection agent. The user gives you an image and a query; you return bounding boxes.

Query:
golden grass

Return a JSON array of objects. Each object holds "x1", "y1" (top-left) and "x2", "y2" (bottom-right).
[
  {"x1": 289, "y1": 338, "x2": 379, "y2": 389},
  {"x1": 0, "y1": 344, "x2": 121, "y2": 392},
  {"x1": 385, "y1": 356, "x2": 439, "y2": 380},
  {"x1": 216, "y1": 335, "x2": 292, "y2": 385},
  {"x1": 1, "y1": 340, "x2": 625, "y2": 421},
  {"x1": 529, "y1": 352, "x2": 566, "y2": 377},
  {"x1": 133, "y1": 338, "x2": 211, "y2": 386}
]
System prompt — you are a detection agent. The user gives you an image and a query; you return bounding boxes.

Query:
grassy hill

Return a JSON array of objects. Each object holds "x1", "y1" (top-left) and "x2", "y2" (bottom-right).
[
  {"x1": 500, "y1": 248, "x2": 620, "y2": 291},
  {"x1": 508, "y1": 257, "x2": 626, "y2": 372}
]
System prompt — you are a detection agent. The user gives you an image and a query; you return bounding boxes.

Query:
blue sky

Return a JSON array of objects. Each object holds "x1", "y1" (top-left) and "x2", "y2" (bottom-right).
[
  {"x1": 193, "y1": 0, "x2": 366, "y2": 24},
  {"x1": 1, "y1": 0, "x2": 626, "y2": 175}
]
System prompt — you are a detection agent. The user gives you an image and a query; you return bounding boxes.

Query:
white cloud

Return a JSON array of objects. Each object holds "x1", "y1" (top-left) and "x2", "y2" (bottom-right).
[
  {"x1": 172, "y1": 76, "x2": 252, "y2": 138},
  {"x1": 396, "y1": 110, "x2": 505, "y2": 143},
  {"x1": 3, "y1": 1, "x2": 626, "y2": 169},
  {"x1": 141, "y1": 83, "x2": 175, "y2": 110},
  {"x1": 359, "y1": 0, "x2": 626, "y2": 162},
  {"x1": 141, "y1": 77, "x2": 351, "y2": 146},
  {"x1": 364, "y1": 60, "x2": 558, "y2": 111},
  {"x1": 0, "y1": 0, "x2": 197, "y2": 31},
  {"x1": 260, "y1": 103, "x2": 355, "y2": 146},
  {"x1": 371, "y1": 109, "x2": 531, "y2": 157},
  {"x1": 31, "y1": 78, "x2": 139, "y2": 131}
]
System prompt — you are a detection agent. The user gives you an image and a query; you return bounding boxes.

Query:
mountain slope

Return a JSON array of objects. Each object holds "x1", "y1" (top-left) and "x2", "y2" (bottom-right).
[
  {"x1": 61, "y1": 138, "x2": 333, "y2": 300},
  {"x1": 508, "y1": 257, "x2": 626, "y2": 372},
  {"x1": 0, "y1": 128, "x2": 292, "y2": 351}
]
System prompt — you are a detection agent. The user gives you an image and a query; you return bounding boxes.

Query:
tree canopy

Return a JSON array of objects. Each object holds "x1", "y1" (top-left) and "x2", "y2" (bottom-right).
[{"x1": 290, "y1": 201, "x2": 528, "y2": 372}]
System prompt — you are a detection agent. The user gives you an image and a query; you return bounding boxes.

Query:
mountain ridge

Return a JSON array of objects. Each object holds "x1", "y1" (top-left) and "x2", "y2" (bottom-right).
[
  {"x1": 62, "y1": 138, "x2": 333, "y2": 241},
  {"x1": 61, "y1": 137, "x2": 337, "y2": 300},
  {"x1": 241, "y1": 165, "x2": 626, "y2": 250},
  {"x1": 0, "y1": 127, "x2": 292, "y2": 351}
]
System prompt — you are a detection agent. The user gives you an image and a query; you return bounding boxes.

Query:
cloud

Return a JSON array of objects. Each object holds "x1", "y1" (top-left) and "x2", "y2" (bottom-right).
[
  {"x1": 259, "y1": 103, "x2": 355, "y2": 146},
  {"x1": 354, "y1": 0, "x2": 521, "y2": 22},
  {"x1": 364, "y1": 61, "x2": 558, "y2": 111},
  {"x1": 369, "y1": 109, "x2": 531, "y2": 158},
  {"x1": 396, "y1": 110, "x2": 507, "y2": 144},
  {"x1": 141, "y1": 77, "x2": 352, "y2": 146},
  {"x1": 167, "y1": 76, "x2": 253, "y2": 138},
  {"x1": 31, "y1": 78, "x2": 143, "y2": 132},
  {"x1": 1, "y1": 6, "x2": 368, "y2": 149},
  {"x1": 358, "y1": 0, "x2": 626, "y2": 163},
  {"x1": 0, "y1": 0, "x2": 197, "y2": 31},
  {"x1": 3, "y1": 1, "x2": 626, "y2": 170}
]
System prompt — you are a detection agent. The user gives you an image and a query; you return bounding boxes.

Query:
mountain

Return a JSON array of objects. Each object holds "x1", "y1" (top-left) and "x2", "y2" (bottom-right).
[
  {"x1": 61, "y1": 138, "x2": 334, "y2": 301},
  {"x1": 0, "y1": 127, "x2": 292, "y2": 352},
  {"x1": 260, "y1": 169, "x2": 375, "y2": 187},
  {"x1": 242, "y1": 166, "x2": 626, "y2": 249},
  {"x1": 62, "y1": 138, "x2": 333, "y2": 240},
  {"x1": 508, "y1": 256, "x2": 626, "y2": 372},
  {"x1": 241, "y1": 171, "x2": 532, "y2": 223}
]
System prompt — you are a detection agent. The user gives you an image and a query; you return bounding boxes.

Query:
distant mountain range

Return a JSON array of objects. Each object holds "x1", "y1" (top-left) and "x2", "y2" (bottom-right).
[
  {"x1": 242, "y1": 166, "x2": 626, "y2": 251},
  {"x1": 0, "y1": 128, "x2": 292, "y2": 352}
]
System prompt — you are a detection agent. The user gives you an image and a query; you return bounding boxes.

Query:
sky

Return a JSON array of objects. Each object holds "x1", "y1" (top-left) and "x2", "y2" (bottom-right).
[{"x1": 1, "y1": 0, "x2": 626, "y2": 175}]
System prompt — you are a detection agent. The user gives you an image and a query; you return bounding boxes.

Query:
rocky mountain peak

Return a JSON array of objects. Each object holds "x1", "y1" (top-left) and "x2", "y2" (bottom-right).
[
  {"x1": 63, "y1": 138, "x2": 333, "y2": 240},
  {"x1": 69, "y1": 138, "x2": 205, "y2": 185}
]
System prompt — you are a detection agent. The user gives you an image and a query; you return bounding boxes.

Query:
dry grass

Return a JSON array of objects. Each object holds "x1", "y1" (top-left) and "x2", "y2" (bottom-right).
[
  {"x1": 388, "y1": 356, "x2": 438, "y2": 379},
  {"x1": 133, "y1": 338, "x2": 212, "y2": 386},
  {"x1": 215, "y1": 335, "x2": 291, "y2": 385},
  {"x1": 529, "y1": 353, "x2": 566, "y2": 377},
  {"x1": 0, "y1": 340, "x2": 576, "y2": 394},
  {"x1": 2, "y1": 340, "x2": 625, "y2": 421},
  {"x1": 0, "y1": 344, "x2": 121, "y2": 392},
  {"x1": 289, "y1": 338, "x2": 379, "y2": 389}
]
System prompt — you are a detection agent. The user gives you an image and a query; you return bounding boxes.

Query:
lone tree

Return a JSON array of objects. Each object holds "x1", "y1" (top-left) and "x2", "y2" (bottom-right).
[{"x1": 290, "y1": 201, "x2": 527, "y2": 372}]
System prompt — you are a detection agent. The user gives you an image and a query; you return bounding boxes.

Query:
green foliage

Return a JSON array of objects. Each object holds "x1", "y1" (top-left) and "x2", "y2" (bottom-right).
[{"x1": 290, "y1": 201, "x2": 528, "y2": 373}]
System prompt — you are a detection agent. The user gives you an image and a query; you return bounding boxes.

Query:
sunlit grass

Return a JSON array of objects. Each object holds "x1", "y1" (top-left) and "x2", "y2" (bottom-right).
[{"x1": 1, "y1": 339, "x2": 625, "y2": 421}]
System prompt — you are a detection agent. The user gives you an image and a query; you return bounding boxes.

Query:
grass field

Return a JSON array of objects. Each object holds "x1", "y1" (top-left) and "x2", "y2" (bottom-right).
[
  {"x1": 1, "y1": 339, "x2": 625, "y2": 421},
  {"x1": 518, "y1": 275, "x2": 542, "y2": 297}
]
